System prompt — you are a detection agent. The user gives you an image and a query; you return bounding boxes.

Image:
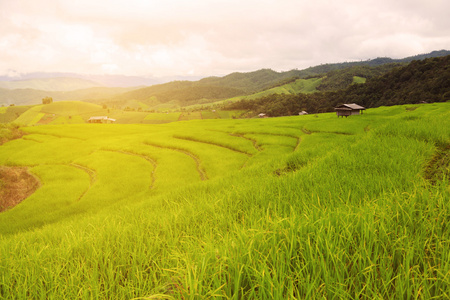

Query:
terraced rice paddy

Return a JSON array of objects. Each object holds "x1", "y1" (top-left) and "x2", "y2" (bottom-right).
[{"x1": 0, "y1": 103, "x2": 449, "y2": 299}]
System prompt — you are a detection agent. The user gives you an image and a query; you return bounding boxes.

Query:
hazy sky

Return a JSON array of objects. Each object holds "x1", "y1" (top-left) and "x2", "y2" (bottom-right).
[{"x1": 1, "y1": 0, "x2": 449, "y2": 78}]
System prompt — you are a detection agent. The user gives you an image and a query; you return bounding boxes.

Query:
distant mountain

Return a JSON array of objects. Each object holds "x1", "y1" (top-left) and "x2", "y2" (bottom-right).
[
  {"x1": 0, "y1": 72, "x2": 191, "y2": 88},
  {"x1": 0, "y1": 77, "x2": 102, "y2": 91},
  {"x1": 115, "y1": 81, "x2": 245, "y2": 105},
  {"x1": 0, "y1": 86, "x2": 139, "y2": 106},
  {"x1": 300, "y1": 50, "x2": 450, "y2": 74},
  {"x1": 114, "y1": 50, "x2": 450, "y2": 107},
  {"x1": 1, "y1": 50, "x2": 448, "y2": 107},
  {"x1": 197, "y1": 69, "x2": 306, "y2": 93}
]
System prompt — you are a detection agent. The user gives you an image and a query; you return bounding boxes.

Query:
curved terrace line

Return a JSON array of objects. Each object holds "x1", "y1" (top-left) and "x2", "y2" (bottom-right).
[
  {"x1": 23, "y1": 132, "x2": 87, "y2": 141},
  {"x1": 237, "y1": 131, "x2": 301, "y2": 152},
  {"x1": 143, "y1": 141, "x2": 208, "y2": 181},
  {"x1": 303, "y1": 129, "x2": 355, "y2": 135},
  {"x1": 21, "y1": 136, "x2": 44, "y2": 143},
  {"x1": 101, "y1": 149, "x2": 158, "y2": 190},
  {"x1": 205, "y1": 129, "x2": 262, "y2": 153},
  {"x1": 173, "y1": 135, "x2": 253, "y2": 157},
  {"x1": 69, "y1": 163, "x2": 97, "y2": 201},
  {"x1": 228, "y1": 133, "x2": 263, "y2": 152}
]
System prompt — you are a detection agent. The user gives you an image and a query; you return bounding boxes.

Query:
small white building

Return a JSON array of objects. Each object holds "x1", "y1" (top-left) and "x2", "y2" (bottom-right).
[
  {"x1": 87, "y1": 116, "x2": 116, "y2": 124},
  {"x1": 299, "y1": 111, "x2": 308, "y2": 115},
  {"x1": 258, "y1": 113, "x2": 267, "y2": 118}
]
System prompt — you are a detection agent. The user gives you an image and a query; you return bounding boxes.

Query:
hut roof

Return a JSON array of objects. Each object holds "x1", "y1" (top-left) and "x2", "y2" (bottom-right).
[
  {"x1": 88, "y1": 116, "x2": 115, "y2": 122},
  {"x1": 335, "y1": 103, "x2": 366, "y2": 110},
  {"x1": 88, "y1": 116, "x2": 108, "y2": 120}
]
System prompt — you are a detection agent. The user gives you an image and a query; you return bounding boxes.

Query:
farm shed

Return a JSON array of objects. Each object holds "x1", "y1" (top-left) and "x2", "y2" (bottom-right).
[
  {"x1": 87, "y1": 116, "x2": 116, "y2": 123},
  {"x1": 335, "y1": 103, "x2": 366, "y2": 117}
]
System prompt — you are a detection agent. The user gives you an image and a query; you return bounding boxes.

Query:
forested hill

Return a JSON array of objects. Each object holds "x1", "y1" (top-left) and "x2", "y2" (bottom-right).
[
  {"x1": 332, "y1": 54, "x2": 450, "y2": 107},
  {"x1": 197, "y1": 69, "x2": 305, "y2": 93},
  {"x1": 300, "y1": 49, "x2": 450, "y2": 75},
  {"x1": 112, "y1": 50, "x2": 450, "y2": 105},
  {"x1": 315, "y1": 63, "x2": 403, "y2": 92},
  {"x1": 225, "y1": 55, "x2": 450, "y2": 116},
  {"x1": 1, "y1": 50, "x2": 448, "y2": 107}
]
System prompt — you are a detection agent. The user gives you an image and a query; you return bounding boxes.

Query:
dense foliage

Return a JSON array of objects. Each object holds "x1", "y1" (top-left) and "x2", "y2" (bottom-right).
[
  {"x1": 338, "y1": 55, "x2": 450, "y2": 107},
  {"x1": 316, "y1": 63, "x2": 402, "y2": 91},
  {"x1": 226, "y1": 55, "x2": 450, "y2": 117}
]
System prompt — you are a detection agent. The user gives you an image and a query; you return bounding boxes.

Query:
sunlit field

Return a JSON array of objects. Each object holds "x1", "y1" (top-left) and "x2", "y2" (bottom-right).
[{"x1": 0, "y1": 103, "x2": 449, "y2": 299}]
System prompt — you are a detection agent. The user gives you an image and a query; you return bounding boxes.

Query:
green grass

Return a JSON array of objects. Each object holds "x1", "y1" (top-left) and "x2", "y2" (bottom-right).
[
  {"x1": 353, "y1": 76, "x2": 367, "y2": 84},
  {"x1": 144, "y1": 112, "x2": 181, "y2": 123},
  {"x1": 12, "y1": 101, "x2": 106, "y2": 125},
  {"x1": 178, "y1": 111, "x2": 202, "y2": 121},
  {"x1": 200, "y1": 110, "x2": 220, "y2": 119},
  {"x1": 39, "y1": 101, "x2": 104, "y2": 117},
  {"x1": 180, "y1": 78, "x2": 323, "y2": 112},
  {"x1": 0, "y1": 105, "x2": 34, "y2": 123},
  {"x1": 228, "y1": 77, "x2": 323, "y2": 102},
  {"x1": 0, "y1": 102, "x2": 449, "y2": 299}
]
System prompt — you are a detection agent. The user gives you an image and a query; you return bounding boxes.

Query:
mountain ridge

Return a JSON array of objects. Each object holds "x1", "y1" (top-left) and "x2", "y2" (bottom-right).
[{"x1": 1, "y1": 50, "x2": 448, "y2": 107}]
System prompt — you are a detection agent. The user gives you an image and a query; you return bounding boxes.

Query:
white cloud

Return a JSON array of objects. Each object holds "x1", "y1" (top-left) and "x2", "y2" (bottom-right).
[{"x1": 0, "y1": 0, "x2": 449, "y2": 77}]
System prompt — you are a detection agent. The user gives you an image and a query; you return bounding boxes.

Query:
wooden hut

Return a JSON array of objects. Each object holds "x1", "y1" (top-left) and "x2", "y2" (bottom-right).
[
  {"x1": 87, "y1": 116, "x2": 116, "y2": 123},
  {"x1": 334, "y1": 103, "x2": 366, "y2": 117}
]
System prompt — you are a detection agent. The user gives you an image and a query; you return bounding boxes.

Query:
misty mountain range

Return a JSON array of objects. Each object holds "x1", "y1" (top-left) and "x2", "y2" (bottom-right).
[{"x1": 0, "y1": 50, "x2": 448, "y2": 107}]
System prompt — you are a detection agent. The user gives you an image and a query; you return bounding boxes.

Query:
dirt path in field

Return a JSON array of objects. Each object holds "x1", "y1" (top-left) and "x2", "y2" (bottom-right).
[
  {"x1": 229, "y1": 133, "x2": 262, "y2": 152},
  {"x1": 144, "y1": 142, "x2": 208, "y2": 181},
  {"x1": 0, "y1": 166, "x2": 41, "y2": 212},
  {"x1": 174, "y1": 136, "x2": 253, "y2": 156},
  {"x1": 70, "y1": 163, "x2": 97, "y2": 201},
  {"x1": 244, "y1": 131, "x2": 301, "y2": 152},
  {"x1": 103, "y1": 150, "x2": 158, "y2": 189}
]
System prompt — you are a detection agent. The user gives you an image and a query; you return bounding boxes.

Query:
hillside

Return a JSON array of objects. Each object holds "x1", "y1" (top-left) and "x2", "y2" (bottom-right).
[
  {"x1": 225, "y1": 55, "x2": 450, "y2": 117},
  {"x1": 99, "y1": 50, "x2": 450, "y2": 110},
  {"x1": 0, "y1": 103, "x2": 449, "y2": 298},
  {"x1": 1, "y1": 50, "x2": 448, "y2": 109},
  {"x1": 116, "y1": 81, "x2": 245, "y2": 104},
  {"x1": 315, "y1": 63, "x2": 403, "y2": 92},
  {"x1": 12, "y1": 101, "x2": 105, "y2": 126},
  {"x1": 330, "y1": 55, "x2": 450, "y2": 107}
]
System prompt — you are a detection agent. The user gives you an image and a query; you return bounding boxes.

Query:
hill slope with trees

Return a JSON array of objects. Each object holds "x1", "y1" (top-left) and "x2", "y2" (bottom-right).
[
  {"x1": 1, "y1": 50, "x2": 448, "y2": 108},
  {"x1": 224, "y1": 55, "x2": 450, "y2": 117}
]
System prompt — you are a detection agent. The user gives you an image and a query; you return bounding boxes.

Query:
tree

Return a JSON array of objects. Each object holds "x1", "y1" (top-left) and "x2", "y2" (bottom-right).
[{"x1": 42, "y1": 97, "x2": 53, "y2": 104}]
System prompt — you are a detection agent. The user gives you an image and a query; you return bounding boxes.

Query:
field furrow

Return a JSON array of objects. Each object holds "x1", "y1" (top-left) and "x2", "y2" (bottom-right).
[
  {"x1": 102, "y1": 149, "x2": 158, "y2": 190},
  {"x1": 174, "y1": 135, "x2": 253, "y2": 157},
  {"x1": 70, "y1": 163, "x2": 97, "y2": 201},
  {"x1": 229, "y1": 132, "x2": 262, "y2": 152},
  {"x1": 143, "y1": 141, "x2": 208, "y2": 181}
]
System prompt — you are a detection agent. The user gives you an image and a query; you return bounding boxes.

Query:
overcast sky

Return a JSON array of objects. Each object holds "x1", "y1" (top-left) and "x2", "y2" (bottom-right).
[{"x1": 1, "y1": 0, "x2": 449, "y2": 78}]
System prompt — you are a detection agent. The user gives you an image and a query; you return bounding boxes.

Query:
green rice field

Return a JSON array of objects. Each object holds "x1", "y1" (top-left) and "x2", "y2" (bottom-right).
[
  {"x1": 0, "y1": 102, "x2": 449, "y2": 299},
  {"x1": 3, "y1": 101, "x2": 247, "y2": 126}
]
